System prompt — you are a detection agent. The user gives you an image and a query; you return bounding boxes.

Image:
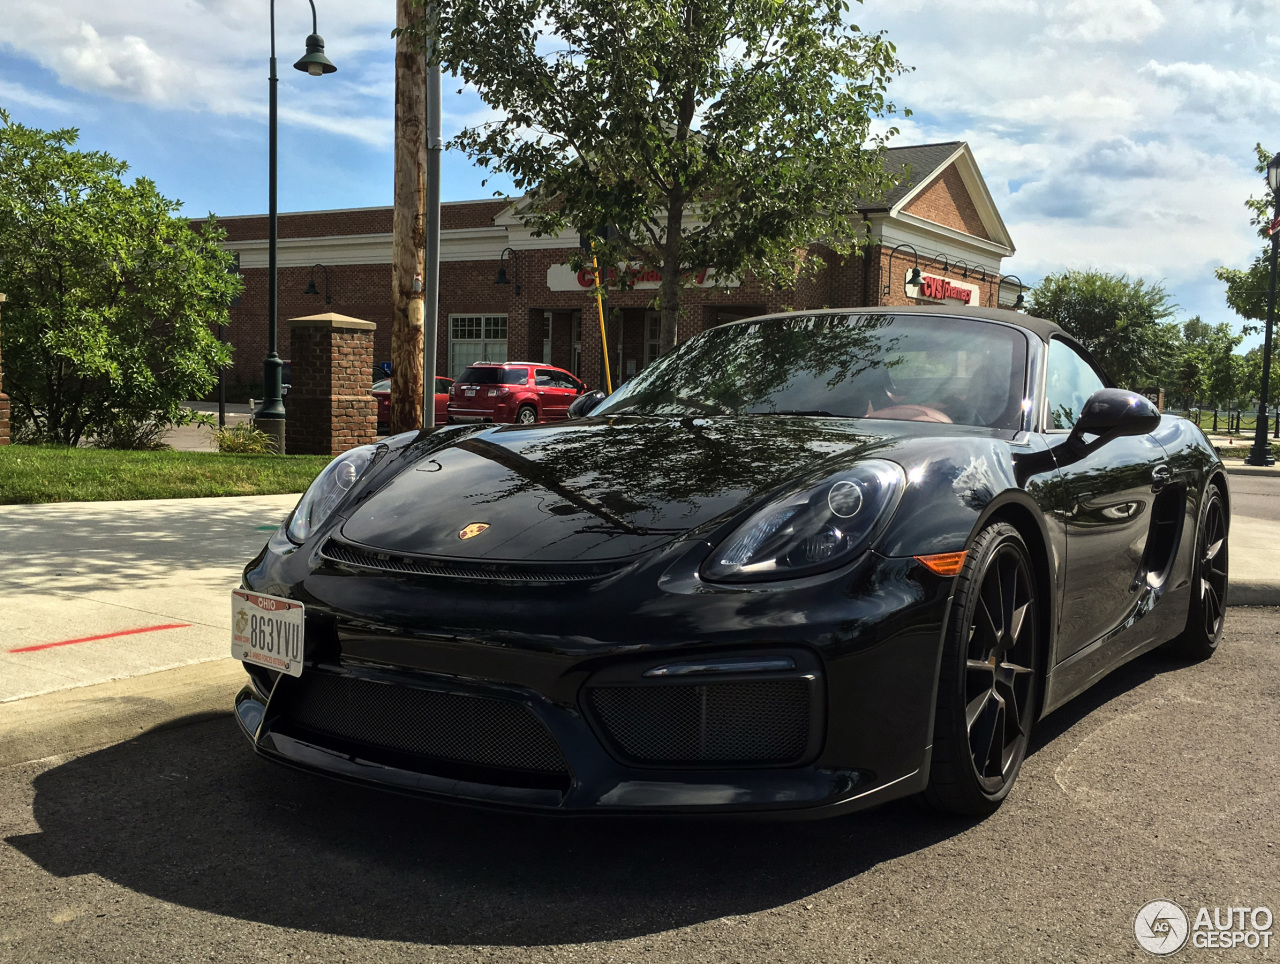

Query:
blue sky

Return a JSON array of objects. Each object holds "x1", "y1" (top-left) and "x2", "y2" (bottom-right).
[{"x1": 1, "y1": 0, "x2": 1275, "y2": 348}]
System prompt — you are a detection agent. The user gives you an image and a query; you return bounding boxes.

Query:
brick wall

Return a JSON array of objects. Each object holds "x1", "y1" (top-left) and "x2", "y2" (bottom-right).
[
  {"x1": 902, "y1": 164, "x2": 991, "y2": 240},
  {"x1": 210, "y1": 181, "x2": 1009, "y2": 399},
  {"x1": 286, "y1": 316, "x2": 378, "y2": 455}
]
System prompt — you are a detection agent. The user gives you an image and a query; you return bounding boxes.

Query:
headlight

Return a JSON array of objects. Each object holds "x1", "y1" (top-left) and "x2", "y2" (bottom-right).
[
  {"x1": 286, "y1": 444, "x2": 379, "y2": 544},
  {"x1": 702, "y1": 460, "x2": 906, "y2": 583}
]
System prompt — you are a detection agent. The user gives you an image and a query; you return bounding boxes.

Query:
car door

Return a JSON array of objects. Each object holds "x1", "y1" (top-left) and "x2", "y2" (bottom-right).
[
  {"x1": 535, "y1": 368, "x2": 570, "y2": 420},
  {"x1": 1046, "y1": 337, "x2": 1168, "y2": 662}
]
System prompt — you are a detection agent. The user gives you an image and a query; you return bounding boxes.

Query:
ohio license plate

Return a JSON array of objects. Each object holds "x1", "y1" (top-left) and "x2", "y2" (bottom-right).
[{"x1": 231, "y1": 589, "x2": 305, "y2": 677}]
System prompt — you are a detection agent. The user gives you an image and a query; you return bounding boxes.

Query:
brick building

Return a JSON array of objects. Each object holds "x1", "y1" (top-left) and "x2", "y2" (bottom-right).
[{"x1": 206, "y1": 141, "x2": 1017, "y2": 394}]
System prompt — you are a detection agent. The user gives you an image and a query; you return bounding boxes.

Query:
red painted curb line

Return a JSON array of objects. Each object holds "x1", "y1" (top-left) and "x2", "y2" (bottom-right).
[{"x1": 8, "y1": 623, "x2": 192, "y2": 654}]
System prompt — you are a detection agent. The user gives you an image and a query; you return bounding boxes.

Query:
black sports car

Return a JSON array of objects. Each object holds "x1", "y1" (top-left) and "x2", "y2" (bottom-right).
[{"x1": 232, "y1": 305, "x2": 1229, "y2": 817}]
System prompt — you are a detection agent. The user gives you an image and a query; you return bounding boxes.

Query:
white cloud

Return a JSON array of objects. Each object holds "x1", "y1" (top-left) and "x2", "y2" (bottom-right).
[
  {"x1": 0, "y1": 0, "x2": 395, "y2": 143},
  {"x1": 0, "y1": 79, "x2": 74, "y2": 112},
  {"x1": 1046, "y1": 0, "x2": 1165, "y2": 43},
  {"x1": 859, "y1": 0, "x2": 1277, "y2": 325}
]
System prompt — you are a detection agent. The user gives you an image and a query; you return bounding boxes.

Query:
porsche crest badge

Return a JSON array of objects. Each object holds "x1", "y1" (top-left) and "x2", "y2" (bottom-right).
[{"x1": 459, "y1": 523, "x2": 490, "y2": 540}]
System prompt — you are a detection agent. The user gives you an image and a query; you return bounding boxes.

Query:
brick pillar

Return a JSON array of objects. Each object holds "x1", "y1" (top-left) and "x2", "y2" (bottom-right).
[
  {"x1": 0, "y1": 293, "x2": 9, "y2": 446},
  {"x1": 286, "y1": 312, "x2": 378, "y2": 456}
]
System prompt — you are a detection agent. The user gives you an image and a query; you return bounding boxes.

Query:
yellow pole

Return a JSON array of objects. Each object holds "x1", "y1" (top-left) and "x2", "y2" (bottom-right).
[{"x1": 591, "y1": 245, "x2": 613, "y2": 394}]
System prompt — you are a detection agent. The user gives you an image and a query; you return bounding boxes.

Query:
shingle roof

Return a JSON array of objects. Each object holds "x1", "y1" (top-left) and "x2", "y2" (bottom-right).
[{"x1": 859, "y1": 141, "x2": 964, "y2": 212}]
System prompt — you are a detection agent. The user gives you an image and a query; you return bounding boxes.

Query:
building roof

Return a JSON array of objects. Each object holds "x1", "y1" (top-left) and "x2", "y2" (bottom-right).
[{"x1": 862, "y1": 141, "x2": 966, "y2": 212}]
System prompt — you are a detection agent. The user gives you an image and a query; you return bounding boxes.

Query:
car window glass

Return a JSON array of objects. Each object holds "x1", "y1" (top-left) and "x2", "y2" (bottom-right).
[
  {"x1": 535, "y1": 369, "x2": 556, "y2": 387},
  {"x1": 372, "y1": 379, "x2": 390, "y2": 393},
  {"x1": 549, "y1": 371, "x2": 574, "y2": 389},
  {"x1": 591, "y1": 313, "x2": 1029, "y2": 430},
  {"x1": 435, "y1": 378, "x2": 451, "y2": 393},
  {"x1": 458, "y1": 367, "x2": 503, "y2": 384},
  {"x1": 504, "y1": 368, "x2": 530, "y2": 385},
  {"x1": 1045, "y1": 339, "x2": 1105, "y2": 430}
]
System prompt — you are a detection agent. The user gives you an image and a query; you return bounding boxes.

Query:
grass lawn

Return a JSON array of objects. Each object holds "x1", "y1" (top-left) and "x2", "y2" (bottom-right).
[
  {"x1": 1215, "y1": 442, "x2": 1280, "y2": 461},
  {"x1": 0, "y1": 445, "x2": 332, "y2": 504}
]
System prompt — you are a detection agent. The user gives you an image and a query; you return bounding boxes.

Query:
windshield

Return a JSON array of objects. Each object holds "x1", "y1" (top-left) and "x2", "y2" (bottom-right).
[{"x1": 594, "y1": 313, "x2": 1029, "y2": 430}]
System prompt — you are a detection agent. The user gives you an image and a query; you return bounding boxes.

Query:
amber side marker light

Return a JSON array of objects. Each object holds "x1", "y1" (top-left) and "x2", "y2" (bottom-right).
[{"x1": 914, "y1": 551, "x2": 968, "y2": 577}]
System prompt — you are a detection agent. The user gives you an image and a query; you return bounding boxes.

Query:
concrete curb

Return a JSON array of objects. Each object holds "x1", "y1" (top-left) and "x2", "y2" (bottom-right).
[
  {"x1": 1224, "y1": 463, "x2": 1280, "y2": 478},
  {"x1": 0, "y1": 658, "x2": 244, "y2": 768},
  {"x1": 1227, "y1": 583, "x2": 1280, "y2": 607}
]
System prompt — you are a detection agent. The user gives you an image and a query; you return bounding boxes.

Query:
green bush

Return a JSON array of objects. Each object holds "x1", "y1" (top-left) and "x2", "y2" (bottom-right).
[
  {"x1": 213, "y1": 422, "x2": 278, "y2": 454},
  {"x1": 0, "y1": 110, "x2": 240, "y2": 448}
]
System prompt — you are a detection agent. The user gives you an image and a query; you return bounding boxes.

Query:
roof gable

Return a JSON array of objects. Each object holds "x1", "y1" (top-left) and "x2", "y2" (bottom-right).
[{"x1": 886, "y1": 143, "x2": 1014, "y2": 254}]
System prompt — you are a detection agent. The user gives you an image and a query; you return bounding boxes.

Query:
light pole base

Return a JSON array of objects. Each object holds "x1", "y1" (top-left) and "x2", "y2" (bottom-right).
[
  {"x1": 1245, "y1": 446, "x2": 1275, "y2": 466},
  {"x1": 254, "y1": 416, "x2": 286, "y2": 455}
]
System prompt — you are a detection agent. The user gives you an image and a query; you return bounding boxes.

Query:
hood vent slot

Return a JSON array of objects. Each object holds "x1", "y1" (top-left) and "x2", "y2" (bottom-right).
[{"x1": 320, "y1": 538, "x2": 628, "y2": 584}]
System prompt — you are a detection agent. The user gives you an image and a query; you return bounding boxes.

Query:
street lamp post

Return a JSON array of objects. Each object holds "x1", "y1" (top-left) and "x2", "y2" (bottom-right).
[
  {"x1": 257, "y1": 0, "x2": 336, "y2": 454},
  {"x1": 1247, "y1": 155, "x2": 1280, "y2": 467}
]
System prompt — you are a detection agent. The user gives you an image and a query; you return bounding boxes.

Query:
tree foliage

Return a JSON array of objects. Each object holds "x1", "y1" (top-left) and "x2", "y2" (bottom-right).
[
  {"x1": 1162, "y1": 317, "x2": 1246, "y2": 409},
  {"x1": 401, "y1": 0, "x2": 909, "y2": 354},
  {"x1": 0, "y1": 111, "x2": 238, "y2": 447},
  {"x1": 1215, "y1": 144, "x2": 1275, "y2": 323},
  {"x1": 1028, "y1": 270, "x2": 1176, "y2": 390}
]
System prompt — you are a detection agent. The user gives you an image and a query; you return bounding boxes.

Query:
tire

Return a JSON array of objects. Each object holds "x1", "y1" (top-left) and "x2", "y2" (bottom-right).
[
  {"x1": 1165, "y1": 482, "x2": 1228, "y2": 661},
  {"x1": 515, "y1": 405, "x2": 538, "y2": 425},
  {"x1": 924, "y1": 522, "x2": 1041, "y2": 817}
]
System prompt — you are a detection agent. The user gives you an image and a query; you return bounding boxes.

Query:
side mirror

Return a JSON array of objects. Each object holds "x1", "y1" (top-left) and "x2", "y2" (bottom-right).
[
  {"x1": 567, "y1": 390, "x2": 607, "y2": 419},
  {"x1": 1071, "y1": 388, "x2": 1160, "y2": 440}
]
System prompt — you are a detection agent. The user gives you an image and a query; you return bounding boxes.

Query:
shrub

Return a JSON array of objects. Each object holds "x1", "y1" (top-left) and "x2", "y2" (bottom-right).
[{"x1": 213, "y1": 422, "x2": 278, "y2": 454}]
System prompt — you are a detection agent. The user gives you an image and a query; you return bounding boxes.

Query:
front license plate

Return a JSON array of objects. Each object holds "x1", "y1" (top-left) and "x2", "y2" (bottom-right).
[{"x1": 231, "y1": 589, "x2": 305, "y2": 677}]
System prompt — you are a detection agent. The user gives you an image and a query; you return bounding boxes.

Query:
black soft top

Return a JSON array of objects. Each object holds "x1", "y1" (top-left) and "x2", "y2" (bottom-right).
[{"x1": 723, "y1": 304, "x2": 1065, "y2": 343}]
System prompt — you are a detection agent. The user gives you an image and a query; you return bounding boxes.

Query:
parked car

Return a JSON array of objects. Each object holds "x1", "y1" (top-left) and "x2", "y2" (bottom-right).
[
  {"x1": 372, "y1": 376, "x2": 453, "y2": 433},
  {"x1": 233, "y1": 305, "x2": 1228, "y2": 819},
  {"x1": 447, "y1": 362, "x2": 588, "y2": 424}
]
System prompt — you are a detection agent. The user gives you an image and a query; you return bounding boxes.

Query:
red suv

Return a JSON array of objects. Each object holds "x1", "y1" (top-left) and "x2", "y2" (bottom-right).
[{"x1": 447, "y1": 362, "x2": 589, "y2": 424}]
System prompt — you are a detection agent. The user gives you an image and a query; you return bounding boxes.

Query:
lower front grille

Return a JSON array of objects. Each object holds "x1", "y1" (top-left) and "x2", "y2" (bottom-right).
[
  {"x1": 279, "y1": 672, "x2": 569, "y2": 775},
  {"x1": 587, "y1": 679, "x2": 811, "y2": 768}
]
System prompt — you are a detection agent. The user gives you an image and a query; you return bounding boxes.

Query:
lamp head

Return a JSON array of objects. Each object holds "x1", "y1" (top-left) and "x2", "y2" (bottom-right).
[
  {"x1": 304, "y1": 278, "x2": 319, "y2": 296},
  {"x1": 294, "y1": 34, "x2": 336, "y2": 76},
  {"x1": 1013, "y1": 291, "x2": 1026, "y2": 310},
  {"x1": 1268, "y1": 154, "x2": 1280, "y2": 194},
  {"x1": 907, "y1": 267, "x2": 922, "y2": 286},
  {"x1": 495, "y1": 266, "x2": 510, "y2": 285}
]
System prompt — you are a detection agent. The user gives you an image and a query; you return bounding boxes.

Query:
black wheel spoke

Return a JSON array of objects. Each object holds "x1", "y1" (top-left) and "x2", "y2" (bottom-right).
[
  {"x1": 959, "y1": 537, "x2": 1039, "y2": 792},
  {"x1": 965, "y1": 687, "x2": 992, "y2": 731}
]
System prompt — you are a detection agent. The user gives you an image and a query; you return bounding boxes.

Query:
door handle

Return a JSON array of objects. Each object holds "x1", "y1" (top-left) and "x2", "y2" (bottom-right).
[{"x1": 1151, "y1": 464, "x2": 1172, "y2": 492}]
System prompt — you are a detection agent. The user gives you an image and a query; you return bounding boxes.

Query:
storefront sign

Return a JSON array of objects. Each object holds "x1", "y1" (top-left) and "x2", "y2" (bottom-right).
[
  {"x1": 905, "y1": 271, "x2": 980, "y2": 306},
  {"x1": 546, "y1": 263, "x2": 736, "y2": 292}
]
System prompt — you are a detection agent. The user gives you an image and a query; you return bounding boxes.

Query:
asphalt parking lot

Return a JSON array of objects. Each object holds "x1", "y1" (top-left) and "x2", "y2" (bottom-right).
[{"x1": 1, "y1": 608, "x2": 1276, "y2": 963}]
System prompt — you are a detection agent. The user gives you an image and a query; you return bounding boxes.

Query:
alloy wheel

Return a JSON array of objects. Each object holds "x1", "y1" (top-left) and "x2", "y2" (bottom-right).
[
  {"x1": 964, "y1": 542, "x2": 1037, "y2": 793},
  {"x1": 1199, "y1": 494, "x2": 1228, "y2": 640}
]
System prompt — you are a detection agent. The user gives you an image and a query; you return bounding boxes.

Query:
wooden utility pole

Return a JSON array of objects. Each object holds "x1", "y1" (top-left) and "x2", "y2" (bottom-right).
[{"x1": 390, "y1": 0, "x2": 426, "y2": 433}]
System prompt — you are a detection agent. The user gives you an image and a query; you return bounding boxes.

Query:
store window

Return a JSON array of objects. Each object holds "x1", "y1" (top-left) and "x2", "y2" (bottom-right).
[
  {"x1": 645, "y1": 310, "x2": 662, "y2": 366},
  {"x1": 543, "y1": 313, "x2": 552, "y2": 365},
  {"x1": 449, "y1": 314, "x2": 508, "y2": 377},
  {"x1": 571, "y1": 310, "x2": 582, "y2": 376}
]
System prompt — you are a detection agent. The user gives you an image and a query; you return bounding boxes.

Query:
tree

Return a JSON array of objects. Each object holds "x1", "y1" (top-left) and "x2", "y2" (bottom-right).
[
  {"x1": 1166, "y1": 317, "x2": 1245, "y2": 408},
  {"x1": 1215, "y1": 144, "x2": 1274, "y2": 322},
  {"x1": 1027, "y1": 270, "x2": 1177, "y2": 390},
  {"x1": 404, "y1": 0, "x2": 908, "y2": 355},
  {"x1": 390, "y1": 0, "x2": 427, "y2": 433},
  {"x1": 0, "y1": 112, "x2": 237, "y2": 447}
]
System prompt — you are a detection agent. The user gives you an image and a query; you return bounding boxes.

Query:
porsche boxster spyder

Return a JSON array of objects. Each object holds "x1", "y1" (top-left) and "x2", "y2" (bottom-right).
[{"x1": 232, "y1": 305, "x2": 1229, "y2": 817}]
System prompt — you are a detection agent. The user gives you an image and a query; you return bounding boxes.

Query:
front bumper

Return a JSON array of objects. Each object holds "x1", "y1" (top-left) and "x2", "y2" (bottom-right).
[{"x1": 235, "y1": 533, "x2": 952, "y2": 816}]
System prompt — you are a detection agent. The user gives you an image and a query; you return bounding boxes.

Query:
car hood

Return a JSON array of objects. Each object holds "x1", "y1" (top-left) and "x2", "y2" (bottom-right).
[{"x1": 340, "y1": 415, "x2": 914, "y2": 562}]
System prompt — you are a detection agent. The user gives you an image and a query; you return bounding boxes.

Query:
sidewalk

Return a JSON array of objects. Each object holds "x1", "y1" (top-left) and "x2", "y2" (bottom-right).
[{"x1": 0, "y1": 493, "x2": 298, "y2": 703}]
